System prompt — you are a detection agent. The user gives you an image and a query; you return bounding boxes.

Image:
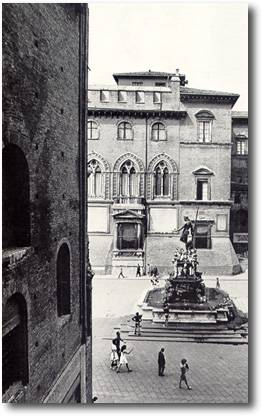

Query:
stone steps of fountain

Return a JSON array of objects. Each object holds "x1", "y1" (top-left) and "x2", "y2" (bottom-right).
[
  {"x1": 107, "y1": 333, "x2": 248, "y2": 345},
  {"x1": 127, "y1": 331, "x2": 247, "y2": 339},
  {"x1": 121, "y1": 322, "x2": 248, "y2": 334},
  {"x1": 115, "y1": 323, "x2": 248, "y2": 345},
  {"x1": 124, "y1": 328, "x2": 248, "y2": 337},
  {"x1": 127, "y1": 335, "x2": 248, "y2": 345}
]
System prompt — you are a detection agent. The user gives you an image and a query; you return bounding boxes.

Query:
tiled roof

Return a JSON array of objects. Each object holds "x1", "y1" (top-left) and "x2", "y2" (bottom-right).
[{"x1": 180, "y1": 86, "x2": 239, "y2": 97}]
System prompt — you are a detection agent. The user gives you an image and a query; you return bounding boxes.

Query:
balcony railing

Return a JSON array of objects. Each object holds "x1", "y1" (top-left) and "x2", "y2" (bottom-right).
[
  {"x1": 113, "y1": 196, "x2": 144, "y2": 205},
  {"x1": 113, "y1": 249, "x2": 144, "y2": 258}
]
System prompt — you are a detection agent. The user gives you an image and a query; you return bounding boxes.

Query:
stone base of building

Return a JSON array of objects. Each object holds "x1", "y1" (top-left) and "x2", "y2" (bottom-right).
[
  {"x1": 90, "y1": 235, "x2": 241, "y2": 276},
  {"x1": 112, "y1": 256, "x2": 143, "y2": 278}
]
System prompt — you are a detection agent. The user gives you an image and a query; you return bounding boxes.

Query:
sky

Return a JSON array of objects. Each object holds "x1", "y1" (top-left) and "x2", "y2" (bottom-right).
[{"x1": 88, "y1": 1, "x2": 248, "y2": 110}]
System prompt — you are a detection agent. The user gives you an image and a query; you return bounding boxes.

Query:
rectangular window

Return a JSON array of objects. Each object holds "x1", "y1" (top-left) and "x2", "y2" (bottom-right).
[
  {"x1": 136, "y1": 91, "x2": 145, "y2": 103},
  {"x1": 196, "y1": 179, "x2": 209, "y2": 200},
  {"x1": 132, "y1": 82, "x2": 143, "y2": 86},
  {"x1": 198, "y1": 121, "x2": 211, "y2": 142},
  {"x1": 100, "y1": 90, "x2": 110, "y2": 102},
  {"x1": 155, "y1": 82, "x2": 166, "y2": 87},
  {"x1": 117, "y1": 223, "x2": 139, "y2": 250},
  {"x1": 118, "y1": 90, "x2": 127, "y2": 102},
  {"x1": 153, "y1": 92, "x2": 162, "y2": 104},
  {"x1": 194, "y1": 224, "x2": 211, "y2": 249},
  {"x1": 236, "y1": 140, "x2": 248, "y2": 155}
]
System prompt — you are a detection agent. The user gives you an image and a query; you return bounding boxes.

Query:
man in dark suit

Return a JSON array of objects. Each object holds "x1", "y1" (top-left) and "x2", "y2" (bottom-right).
[{"x1": 158, "y1": 348, "x2": 166, "y2": 376}]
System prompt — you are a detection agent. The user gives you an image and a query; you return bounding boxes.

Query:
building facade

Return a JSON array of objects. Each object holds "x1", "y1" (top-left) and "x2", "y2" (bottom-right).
[
  {"x1": 230, "y1": 112, "x2": 248, "y2": 254},
  {"x1": 2, "y1": 4, "x2": 92, "y2": 403},
  {"x1": 87, "y1": 71, "x2": 241, "y2": 276}
]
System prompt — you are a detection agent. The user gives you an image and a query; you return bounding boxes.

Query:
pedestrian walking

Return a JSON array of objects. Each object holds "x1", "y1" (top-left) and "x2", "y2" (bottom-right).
[
  {"x1": 163, "y1": 305, "x2": 170, "y2": 327},
  {"x1": 132, "y1": 312, "x2": 142, "y2": 336},
  {"x1": 136, "y1": 263, "x2": 141, "y2": 277},
  {"x1": 216, "y1": 277, "x2": 221, "y2": 289},
  {"x1": 113, "y1": 331, "x2": 125, "y2": 359},
  {"x1": 151, "y1": 265, "x2": 159, "y2": 285},
  {"x1": 117, "y1": 267, "x2": 126, "y2": 279},
  {"x1": 158, "y1": 348, "x2": 166, "y2": 376},
  {"x1": 147, "y1": 263, "x2": 152, "y2": 277},
  {"x1": 179, "y1": 358, "x2": 192, "y2": 390},
  {"x1": 110, "y1": 340, "x2": 119, "y2": 370},
  {"x1": 116, "y1": 345, "x2": 133, "y2": 373}
]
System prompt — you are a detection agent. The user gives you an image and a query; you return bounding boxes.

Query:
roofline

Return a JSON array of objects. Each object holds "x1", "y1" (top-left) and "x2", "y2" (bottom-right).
[
  {"x1": 113, "y1": 72, "x2": 187, "y2": 85},
  {"x1": 113, "y1": 73, "x2": 173, "y2": 82}
]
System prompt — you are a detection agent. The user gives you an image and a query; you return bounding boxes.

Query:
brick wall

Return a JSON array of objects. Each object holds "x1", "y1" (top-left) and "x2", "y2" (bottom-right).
[{"x1": 2, "y1": 3, "x2": 91, "y2": 403}]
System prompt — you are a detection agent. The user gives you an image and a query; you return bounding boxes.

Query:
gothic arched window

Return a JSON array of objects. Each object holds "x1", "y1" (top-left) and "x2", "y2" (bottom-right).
[
  {"x1": 88, "y1": 159, "x2": 103, "y2": 197},
  {"x1": 57, "y1": 243, "x2": 71, "y2": 317},
  {"x1": 154, "y1": 162, "x2": 169, "y2": 197},
  {"x1": 117, "y1": 122, "x2": 133, "y2": 141},
  {"x1": 151, "y1": 122, "x2": 166, "y2": 141},
  {"x1": 120, "y1": 160, "x2": 138, "y2": 197}
]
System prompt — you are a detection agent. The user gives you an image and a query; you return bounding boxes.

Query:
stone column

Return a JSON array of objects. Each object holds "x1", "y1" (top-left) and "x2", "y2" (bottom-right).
[
  {"x1": 114, "y1": 222, "x2": 118, "y2": 250},
  {"x1": 137, "y1": 222, "x2": 142, "y2": 249}
]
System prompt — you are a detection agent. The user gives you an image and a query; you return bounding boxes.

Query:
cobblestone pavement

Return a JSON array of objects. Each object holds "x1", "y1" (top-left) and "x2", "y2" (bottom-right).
[{"x1": 92, "y1": 277, "x2": 248, "y2": 404}]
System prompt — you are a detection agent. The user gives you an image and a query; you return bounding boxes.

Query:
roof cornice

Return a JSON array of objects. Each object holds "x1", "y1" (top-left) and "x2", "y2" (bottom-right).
[
  {"x1": 180, "y1": 93, "x2": 239, "y2": 106},
  {"x1": 88, "y1": 107, "x2": 187, "y2": 119}
]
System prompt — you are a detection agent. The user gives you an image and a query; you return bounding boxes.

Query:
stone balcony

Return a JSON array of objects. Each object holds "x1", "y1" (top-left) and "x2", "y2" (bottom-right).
[
  {"x1": 2, "y1": 247, "x2": 33, "y2": 269},
  {"x1": 112, "y1": 196, "x2": 145, "y2": 210},
  {"x1": 113, "y1": 249, "x2": 144, "y2": 258}
]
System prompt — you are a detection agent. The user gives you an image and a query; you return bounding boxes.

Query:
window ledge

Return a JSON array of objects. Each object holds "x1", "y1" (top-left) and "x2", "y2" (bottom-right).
[{"x1": 2, "y1": 247, "x2": 33, "y2": 268}]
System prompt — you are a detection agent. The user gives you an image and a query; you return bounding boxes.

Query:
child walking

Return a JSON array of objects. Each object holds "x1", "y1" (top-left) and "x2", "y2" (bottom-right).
[
  {"x1": 110, "y1": 340, "x2": 119, "y2": 370},
  {"x1": 179, "y1": 358, "x2": 192, "y2": 390},
  {"x1": 116, "y1": 345, "x2": 133, "y2": 373}
]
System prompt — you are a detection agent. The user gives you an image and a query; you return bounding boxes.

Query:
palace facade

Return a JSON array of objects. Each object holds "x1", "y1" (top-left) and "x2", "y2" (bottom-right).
[{"x1": 87, "y1": 70, "x2": 241, "y2": 276}]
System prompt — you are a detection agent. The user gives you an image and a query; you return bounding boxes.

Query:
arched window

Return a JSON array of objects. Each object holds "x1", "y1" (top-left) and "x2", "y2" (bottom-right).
[
  {"x1": 87, "y1": 121, "x2": 99, "y2": 140},
  {"x1": 2, "y1": 294, "x2": 28, "y2": 394},
  {"x1": 57, "y1": 243, "x2": 71, "y2": 316},
  {"x1": 120, "y1": 160, "x2": 138, "y2": 197},
  {"x1": 195, "y1": 111, "x2": 214, "y2": 143},
  {"x1": 154, "y1": 162, "x2": 169, "y2": 197},
  {"x1": 117, "y1": 122, "x2": 133, "y2": 140},
  {"x1": 2, "y1": 144, "x2": 30, "y2": 249},
  {"x1": 88, "y1": 159, "x2": 103, "y2": 197},
  {"x1": 151, "y1": 122, "x2": 166, "y2": 141}
]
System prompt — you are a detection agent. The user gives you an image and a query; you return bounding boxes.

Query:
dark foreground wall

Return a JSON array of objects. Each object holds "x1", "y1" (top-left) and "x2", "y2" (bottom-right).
[{"x1": 2, "y1": 3, "x2": 92, "y2": 403}]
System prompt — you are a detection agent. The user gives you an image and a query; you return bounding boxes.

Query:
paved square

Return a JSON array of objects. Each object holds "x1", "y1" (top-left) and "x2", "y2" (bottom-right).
[{"x1": 92, "y1": 276, "x2": 248, "y2": 404}]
